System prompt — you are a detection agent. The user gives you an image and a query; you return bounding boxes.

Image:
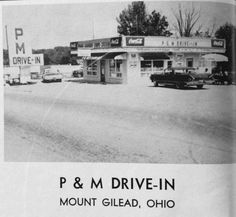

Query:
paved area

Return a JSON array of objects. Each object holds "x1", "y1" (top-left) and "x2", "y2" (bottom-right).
[{"x1": 4, "y1": 80, "x2": 236, "y2": 163}]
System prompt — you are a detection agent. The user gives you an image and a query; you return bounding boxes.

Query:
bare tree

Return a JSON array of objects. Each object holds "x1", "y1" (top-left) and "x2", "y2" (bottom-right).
[
  {"x1": 173, "y1": 4, "x2": 202, "y2": 37},
  {"x1": 194, "y1": 18, "x2": 218, "y2": 38}
]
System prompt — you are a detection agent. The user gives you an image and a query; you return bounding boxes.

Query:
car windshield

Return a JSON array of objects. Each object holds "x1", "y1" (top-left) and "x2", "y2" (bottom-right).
[
  {"x1": 165, "y1": 68, "x2": 195, "y2": 74},
  {"x1": 45, "y1": 73, "x2": 60, "y2": 76}
]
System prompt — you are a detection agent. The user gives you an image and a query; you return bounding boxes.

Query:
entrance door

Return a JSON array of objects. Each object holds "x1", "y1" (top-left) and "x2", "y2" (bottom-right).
[
  {"x1": 167, "y1": 60, "x2": 172, "y2": 68},
  {"x1": 100, "y1": 60, "x2": 106, "y2": 82},
  {"x1": 186, "y1": 58, "x2": 193, "y2": 67}
]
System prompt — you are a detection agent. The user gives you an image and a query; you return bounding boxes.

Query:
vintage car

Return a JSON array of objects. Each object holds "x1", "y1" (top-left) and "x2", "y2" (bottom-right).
[
  {"x1": 150, "y1": 67, "x2": 207, "y2": 89},
  {"x1": 72, "y1": 69, "x2": 83, "y2": 78},
  {"x1": 42, "y1": 72, "x2": 63, "y2": 82},
  {"x1": 208, "y1": 72, "x2": 232, "y2": 85}
]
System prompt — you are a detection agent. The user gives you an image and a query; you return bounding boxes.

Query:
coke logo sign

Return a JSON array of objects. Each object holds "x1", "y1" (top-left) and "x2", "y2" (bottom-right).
[
  {"x1": 126, "y1": 37, "x2": 144, "y2": 46},
  {"x1": 211, "y1": 39, "x2": 224, "y2": 48}
]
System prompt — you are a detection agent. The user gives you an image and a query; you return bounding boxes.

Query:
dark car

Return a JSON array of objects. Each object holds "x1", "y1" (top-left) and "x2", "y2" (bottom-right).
[
  {"x1": 72, "y1": 68, "x2": 83, "y2": 78},
  {"x1": 209, "y1": 72, "x2": 232, "y2": 85},
  {"x1": 150, "y1": 67, "x2": 207, "y2": 89}
]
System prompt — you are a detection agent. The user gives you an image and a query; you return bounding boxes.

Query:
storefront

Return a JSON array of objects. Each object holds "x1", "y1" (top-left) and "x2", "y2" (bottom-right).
[{"x1": 70, "y1": 36, "x2": 226, "y2": 84}]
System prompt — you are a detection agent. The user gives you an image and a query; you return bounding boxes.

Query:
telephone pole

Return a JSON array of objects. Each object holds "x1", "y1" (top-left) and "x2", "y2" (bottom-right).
[{"x1": 5, "y1": 25, "x2": 10, "y2": 66}]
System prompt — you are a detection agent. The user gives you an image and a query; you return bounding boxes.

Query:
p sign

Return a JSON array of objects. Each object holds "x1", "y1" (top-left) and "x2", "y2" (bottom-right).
[
  {"x1": 14, "y1": 28, "x2": 26, "y2": 55},
  {"x1": 8, "y1": 27, "x2": 32, "y2": 57}
]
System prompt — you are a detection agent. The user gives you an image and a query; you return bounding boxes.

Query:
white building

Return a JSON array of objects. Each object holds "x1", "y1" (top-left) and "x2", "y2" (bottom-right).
[{"x1": 70, "y1": 36, "x2": 226, "y2": 84}]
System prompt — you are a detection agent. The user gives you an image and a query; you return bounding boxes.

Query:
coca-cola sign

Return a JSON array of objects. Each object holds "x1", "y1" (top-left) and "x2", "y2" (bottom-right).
[
  {"x1": 211, "y1": 39, "x2": 224, "y2": 48},
  {"x1": 70, "y1": 42, "x2": 78, "y2": 50},
  {"x1": 110, "y1": 37, "x2": 122, "y2": 47},
  {"x1": 126, "y1": 37, "x2": 144, "y2": 46}
]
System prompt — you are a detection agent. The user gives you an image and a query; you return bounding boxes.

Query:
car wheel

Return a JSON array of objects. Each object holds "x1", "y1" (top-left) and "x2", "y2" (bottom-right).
[
  {"x1": 176, "y1": 83, "x2": 184, "y2": 89},
  {"x1": 197, "y1": 85, "x2": 203, "y2": 89},
  {"x1": 154, "y1": 81, "x2": 158, "y2": 87}
]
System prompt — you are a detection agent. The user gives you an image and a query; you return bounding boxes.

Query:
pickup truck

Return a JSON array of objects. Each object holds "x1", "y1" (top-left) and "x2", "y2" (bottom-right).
[{"x1": 150, "y1": 67, "x2": 207, "y2": 89}]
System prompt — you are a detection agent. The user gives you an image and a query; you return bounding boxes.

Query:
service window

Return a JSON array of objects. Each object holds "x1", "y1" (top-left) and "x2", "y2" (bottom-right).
[
  {"x1": 186, "y1": 58, "x2": 194, "y2": 67},
  {"x1": 87, "y1": 60, "x2": 98, "y2": 76},
  {"x1": 153, "y1": 60, "x2": 164, "y2": 71},
  {"x1": 109, "y1": 60, "x2": 122, "y2": 78},
  {"x1": 141, "y1": 61, "x2": 152, "y2": 72}
]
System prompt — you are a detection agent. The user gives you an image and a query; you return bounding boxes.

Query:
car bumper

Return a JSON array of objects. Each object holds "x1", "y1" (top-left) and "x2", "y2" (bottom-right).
[{"x1": 185, "y1": 80, "x2": 205, "y2": 86}]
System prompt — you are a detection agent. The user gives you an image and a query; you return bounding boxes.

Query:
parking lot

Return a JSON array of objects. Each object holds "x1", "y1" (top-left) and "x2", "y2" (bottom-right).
[{"x1": 4, "y1": 80, "x2": 236, "y2": 163}]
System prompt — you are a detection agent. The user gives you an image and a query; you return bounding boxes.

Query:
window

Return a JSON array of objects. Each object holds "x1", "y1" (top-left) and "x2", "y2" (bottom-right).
[
  {"x1": 141, "y1": 60, "x2": 164, "y2": 76},
  {"x1": 153, "y1": 60, "x2": 164, "y2": 72},
  {"x1": 141, "y1": 61, "x2": 152, "y2": 72},
  {"x1": 87, "y1": 60, "x2": 98, "y2": 76},
  {"x1": 186, "y1": 58, "x2": 194, "y2": 67},
  {"x1": 109, "y1": 60, "x2": 122, "y2": 78}
]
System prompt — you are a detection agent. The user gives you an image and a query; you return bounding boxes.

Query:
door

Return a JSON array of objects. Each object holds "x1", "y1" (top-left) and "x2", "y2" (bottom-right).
[
  {"x1": 100, "y1": 60, "x2": 106, "y2": 82},
  {"x1": 167, "y1": 60, "x2": 172, "y2": 68},
  {"x1": 186, "y1": 58, "x2": 193, "y2": 68}
]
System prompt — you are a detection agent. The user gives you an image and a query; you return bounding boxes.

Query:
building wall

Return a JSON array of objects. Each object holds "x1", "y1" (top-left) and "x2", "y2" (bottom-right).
[
  {"x1": 126, "y1": 53, "x2": 142, "y2": 84},
  {"x1": 84, "y1": 59, "x2": 127, "y2": 84}
]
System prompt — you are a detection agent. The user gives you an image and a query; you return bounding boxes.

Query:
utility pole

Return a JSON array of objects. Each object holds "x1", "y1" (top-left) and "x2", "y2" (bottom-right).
[
  {"x1": 5, "y1": 25, "x2": 10, "y2": 66},
  {"x1": 92, "y1": 18, "x2": 95, "y2": 40}
]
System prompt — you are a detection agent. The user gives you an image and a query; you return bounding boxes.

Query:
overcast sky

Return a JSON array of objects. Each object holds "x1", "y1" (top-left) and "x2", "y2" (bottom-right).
[{"x1": 2, "y1": 0, "x2": 236, "y2": 49}]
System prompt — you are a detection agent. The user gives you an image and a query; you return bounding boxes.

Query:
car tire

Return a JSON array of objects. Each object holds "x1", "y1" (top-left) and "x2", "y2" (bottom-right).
[
  {"x1": 154, "y1": 81, "x2": 158, "y2": 87},
  {"x1": 176, "y1": 83, "x2": 184, "y2": 89},
  {"x1": 197, "y1": 85, "x2": 203, "y2": 89}
]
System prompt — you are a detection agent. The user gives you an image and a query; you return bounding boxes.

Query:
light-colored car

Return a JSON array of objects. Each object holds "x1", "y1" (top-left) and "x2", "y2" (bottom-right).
[{"x1": 42, "y1": 72, "x2": 63, "y2": 82}]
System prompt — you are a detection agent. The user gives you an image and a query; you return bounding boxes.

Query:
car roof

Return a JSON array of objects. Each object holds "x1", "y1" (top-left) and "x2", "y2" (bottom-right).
[{"x1": 168, "y1": 67, "x2": 195, "y2": 70}]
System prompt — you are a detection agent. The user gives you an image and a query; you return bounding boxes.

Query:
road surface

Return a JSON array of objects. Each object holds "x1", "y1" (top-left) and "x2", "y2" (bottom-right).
[{"x1": 4, "y1": 81, "x2": 236, "y2": 163}]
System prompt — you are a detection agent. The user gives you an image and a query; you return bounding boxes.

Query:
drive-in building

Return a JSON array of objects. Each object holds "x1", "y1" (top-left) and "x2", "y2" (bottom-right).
[{"x1": 70, "y1": 36, "x2": 226, "y2": 84}]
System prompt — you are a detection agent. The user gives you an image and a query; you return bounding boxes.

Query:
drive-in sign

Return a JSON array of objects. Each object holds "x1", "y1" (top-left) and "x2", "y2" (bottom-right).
[
  {"x1": 12, "y1": 54, "x2": 44, "y2": 65},
  {"x1": 8, "y1": 27, "x2": 44, "y2": 66}
]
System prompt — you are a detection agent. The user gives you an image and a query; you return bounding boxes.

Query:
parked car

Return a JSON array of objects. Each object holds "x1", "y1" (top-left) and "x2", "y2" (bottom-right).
[
  {"x1": 72, "y1": 70, "x2": 83, "y2": 78},
  {"x1": 209, "y1": 72, "x2": 232, "y2": 85},
  {"x1": 42, "y1": 72, "x2": 63, "y2": 82},
  {"x1": 150, "y1": 67, "x2": 206, "y2": 89}
]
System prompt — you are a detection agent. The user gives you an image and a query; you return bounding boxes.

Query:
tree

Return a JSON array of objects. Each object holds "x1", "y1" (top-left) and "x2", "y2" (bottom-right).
[
  {"x1": 194, "y1": 19, "x2": 217, "y2": 38},
  {"x1": 173, "y1": 4, "x2": 202, "y2": 37},
  {"x1": 215, "y1": 23, "x2": 236, "y2": 72},
  {"x1": 116, "y1": 1, "x2": 172, "y2": 36},
  {"x1": 33, "y1": 46, "x2": 71, "y2": 65},
  {"x1": 145, "y1": 10, "x2": 172, "y2": 36},
  {"x1": 117, "y1": 1, "x2": 147, "y2": 35}
]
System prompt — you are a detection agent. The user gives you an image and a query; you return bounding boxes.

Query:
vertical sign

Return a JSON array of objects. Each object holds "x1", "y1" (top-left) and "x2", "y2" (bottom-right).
[{"x1": 8, "y1": 27, "x2": 44, "y2": 66}]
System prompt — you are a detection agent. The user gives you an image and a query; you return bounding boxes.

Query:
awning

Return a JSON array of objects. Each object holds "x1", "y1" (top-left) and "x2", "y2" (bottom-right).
[
  {"x1": 201, "y1": 54, "x2": 228, "y2": 62},
  {"x1": 139, "y1": 53, "x2": 170, "y2": 60},
  {"x1": 91, "y1": 52, "x2": 126, "y2": 60}
]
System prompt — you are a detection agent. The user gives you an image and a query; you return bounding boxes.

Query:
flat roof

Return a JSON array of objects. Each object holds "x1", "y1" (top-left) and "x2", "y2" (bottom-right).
[{"x1": 70, "y1": 36, "x2": 226, "y2": 54}]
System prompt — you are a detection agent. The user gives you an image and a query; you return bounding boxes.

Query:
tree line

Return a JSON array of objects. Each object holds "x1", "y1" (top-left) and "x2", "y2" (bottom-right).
[{"x1": 3, "y1": 1, "x2": 236, "y2": 71}]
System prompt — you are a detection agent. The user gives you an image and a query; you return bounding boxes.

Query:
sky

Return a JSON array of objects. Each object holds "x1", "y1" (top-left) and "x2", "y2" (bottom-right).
[{"x1": 1, "y1": 0, "x2": 236, "y2": 49}]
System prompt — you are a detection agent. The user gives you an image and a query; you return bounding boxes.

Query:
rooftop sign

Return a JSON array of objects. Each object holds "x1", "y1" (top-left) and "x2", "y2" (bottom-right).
[
  {"x1": 126, "y1": 37, "x2": 145, "y2": 46},
  {"x1": 71, "y1": 36, "x2": 225, "y2": 54},
  {"x1": 110, "y1": 37, "x2": 122, "y2": 47},
  {"x1": 211, "y1": 39, "x2": 225, "y2": 48}
]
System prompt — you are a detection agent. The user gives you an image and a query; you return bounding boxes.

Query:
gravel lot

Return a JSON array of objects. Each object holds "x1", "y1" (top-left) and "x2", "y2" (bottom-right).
[{"x1": 4, "y1": 80, "x2": 236, "y2": 163}]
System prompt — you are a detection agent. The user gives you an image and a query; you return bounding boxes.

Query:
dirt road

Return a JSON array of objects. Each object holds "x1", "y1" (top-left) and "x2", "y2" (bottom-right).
[{"x1": 4, "y1": 81, "x2": 236, "y2": 163}]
